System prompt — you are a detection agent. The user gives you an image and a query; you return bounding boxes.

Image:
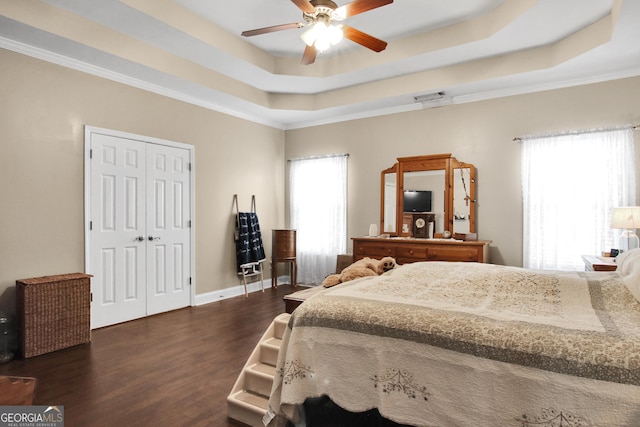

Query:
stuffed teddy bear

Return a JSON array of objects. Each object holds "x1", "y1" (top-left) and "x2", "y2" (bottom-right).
[{"x1": 322, "y1": 256, "x2": 397, "y2": 287}]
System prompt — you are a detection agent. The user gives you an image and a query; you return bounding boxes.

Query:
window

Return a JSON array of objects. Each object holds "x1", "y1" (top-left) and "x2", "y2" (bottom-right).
[
  {"x1": 521, "y1": 127, "x2": 635, "y2": 270},
  {"x1": 289, "y1": 154, "x2": 348, "y2": 285}
]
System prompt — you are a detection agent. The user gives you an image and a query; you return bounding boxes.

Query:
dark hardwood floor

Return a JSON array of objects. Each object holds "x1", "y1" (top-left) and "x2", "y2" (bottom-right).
[{"x1": 0, "y1": 285, "x2": 298, "y2": 427}]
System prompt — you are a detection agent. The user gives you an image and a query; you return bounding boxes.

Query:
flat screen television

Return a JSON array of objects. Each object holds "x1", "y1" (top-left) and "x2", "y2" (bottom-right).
[{"x1": 403, "y1": 190, "x2": 432, "y2": 212}]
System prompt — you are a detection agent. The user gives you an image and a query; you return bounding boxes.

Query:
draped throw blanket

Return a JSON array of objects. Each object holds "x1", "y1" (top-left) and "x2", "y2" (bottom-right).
[
  {"x1": 235, "y1": 212, "x2": 266, "y2": 273},
  {"x1": 233, "y1": 195, "x2": 265, "y2": 273}
]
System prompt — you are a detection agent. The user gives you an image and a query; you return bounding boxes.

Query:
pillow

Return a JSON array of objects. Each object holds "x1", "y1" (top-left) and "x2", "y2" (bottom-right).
[
  {"x1": 616, "y1": 248, "x2": 640, "y2": 277},
  {"x1": 617, "y1": 248, "x2": 640, "y2": 302}
]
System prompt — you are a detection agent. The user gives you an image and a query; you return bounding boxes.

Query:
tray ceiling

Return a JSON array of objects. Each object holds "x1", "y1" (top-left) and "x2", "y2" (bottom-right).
[{"x1": 1, "y1": 0, "x2": 638, "y2": 129}]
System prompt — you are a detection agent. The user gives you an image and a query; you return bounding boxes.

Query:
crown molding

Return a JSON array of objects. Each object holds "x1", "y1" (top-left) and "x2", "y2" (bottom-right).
[
  {"x1": 0, "y1": 36, "x2": 284, "y2": 130},
  {"x1": 3, "y1": 36, "x2": 640, "y2": 131}
]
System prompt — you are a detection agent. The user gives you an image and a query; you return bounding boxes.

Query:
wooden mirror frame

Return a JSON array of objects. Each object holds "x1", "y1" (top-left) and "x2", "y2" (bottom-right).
[
  {"x1": 450, "y1": 158, "x2": 476, "y2": 235},
  {"x1": 380, "y1": 164, "x2": 398, "y2": 235},
  {"x1": 380, "y1": 153, "x2": 476, "y2": 237}
]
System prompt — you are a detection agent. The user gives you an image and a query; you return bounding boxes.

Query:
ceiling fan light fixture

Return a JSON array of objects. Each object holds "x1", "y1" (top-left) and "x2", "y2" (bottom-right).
[
  {"x1": 315, "y1": 36, "x2": 331, "y2": 52},
  {"x1": 301, "y1": 22, "x2": 343, "y2": 51},
  {"x1": 328, "y1": 24, "x2": 344, "y2": 44},
  {"x1": 301, "y1": 26, "x2": 317, "y2": 46}
]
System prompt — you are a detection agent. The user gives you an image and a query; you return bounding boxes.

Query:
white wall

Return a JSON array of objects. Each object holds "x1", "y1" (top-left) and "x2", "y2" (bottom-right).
[
  {"x1": 284, "y1": 76, "x2": 640, "y2": 267},
  {"x1": 2, "y1": 45, "x2": 640, "y2": 316},
  {"x1": 0, "y1": 48, "x2": 285, "y2": 312}
]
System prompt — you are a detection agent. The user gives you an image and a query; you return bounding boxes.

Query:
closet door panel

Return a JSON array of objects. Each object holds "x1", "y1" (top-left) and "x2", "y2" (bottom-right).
[{"x1": 146, "y1": 144, "x2": 191, "y2": 315}]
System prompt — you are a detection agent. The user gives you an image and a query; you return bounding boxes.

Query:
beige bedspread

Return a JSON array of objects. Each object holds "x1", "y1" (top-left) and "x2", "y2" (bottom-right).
[{"x1": 265, "y1": 262, "x2": 640, "y2": 426}]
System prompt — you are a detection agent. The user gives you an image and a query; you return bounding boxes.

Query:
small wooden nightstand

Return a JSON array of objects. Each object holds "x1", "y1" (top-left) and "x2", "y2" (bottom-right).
[{"x1": 581, "y1": 255, "x2": 618, "y2": 272}]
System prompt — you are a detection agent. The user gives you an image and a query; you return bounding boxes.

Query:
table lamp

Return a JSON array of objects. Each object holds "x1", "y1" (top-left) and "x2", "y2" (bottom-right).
[{"x1": 610, "y1": 206, "x2": 640, "y2": 251}]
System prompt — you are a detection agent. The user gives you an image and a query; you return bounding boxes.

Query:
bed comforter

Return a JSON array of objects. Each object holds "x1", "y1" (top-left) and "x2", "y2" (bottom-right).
[{"x1": 265, "y1": 261, "x2": 640, "y2": 427}]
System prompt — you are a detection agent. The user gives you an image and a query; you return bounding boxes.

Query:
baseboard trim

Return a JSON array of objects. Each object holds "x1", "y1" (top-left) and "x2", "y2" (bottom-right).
[{"x1": 195, "y1": 276, "x2": 291, "y2": 306}]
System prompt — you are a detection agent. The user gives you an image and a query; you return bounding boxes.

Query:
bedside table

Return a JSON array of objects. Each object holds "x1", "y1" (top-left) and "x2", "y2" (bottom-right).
[{"x1": 581, "y1": 255, "x2": 618, "y2": 272}]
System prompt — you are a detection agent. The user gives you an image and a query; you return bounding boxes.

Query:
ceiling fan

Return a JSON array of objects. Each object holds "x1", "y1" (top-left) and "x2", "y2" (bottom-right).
[{"x1": 241, "y1": 0, "x2": 393, "y2": 65}]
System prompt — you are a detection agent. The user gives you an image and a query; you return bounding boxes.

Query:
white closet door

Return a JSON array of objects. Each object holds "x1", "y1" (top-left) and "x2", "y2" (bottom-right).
[
  {"x1": 88, "y1": 129, "x2": 192, "y2": 329},
  {"x1": 90, "y1": 133, "x2": 147, "y2": 329},
  {"x1": 145, "y1": 143, "x2": 191, "y2": 315}
]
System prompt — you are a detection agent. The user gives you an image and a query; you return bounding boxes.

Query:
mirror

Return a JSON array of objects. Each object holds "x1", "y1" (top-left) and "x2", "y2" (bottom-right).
[
  {"x1": 402, "y1": 170, "x2": 445, "y2": 234},
  {"x1": 380, "y1": 165, "x2": 397, "y2": 234},
  {"x1": 452, "y1": 163, "x2": 476, "y2": 234},
  {"x1": 380, "y1": 154, "x2": 476, "y2": 237}
]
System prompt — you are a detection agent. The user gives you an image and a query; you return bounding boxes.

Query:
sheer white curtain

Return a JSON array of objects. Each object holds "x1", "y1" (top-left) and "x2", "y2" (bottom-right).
[
  {"x1": 289, "y1": 154, "x2": 348, "y2": 285},
  {"x1": 521, "y1": 127, "x2": 635, "y2": 270}
]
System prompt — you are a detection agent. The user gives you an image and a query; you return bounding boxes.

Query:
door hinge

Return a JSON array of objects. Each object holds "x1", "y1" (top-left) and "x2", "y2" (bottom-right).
[
  {"x1": 187, "y1": 220, "x2": 191, "y2": 228},
  {"x1": 89, "y1": 149, "x2": 93, "y2": 159},
  {"x1": 188, "y1": 162, "x2": 192, "y2": 171},
  {"x1": 189, "y1": 277, "x2": 192, "y2": 285},
  {"x1": 89, "y1": 221, "x2": 93, "y2": 231},
  {"x1": 90, "y1": 292, "x2": 93, "y2": 302}
]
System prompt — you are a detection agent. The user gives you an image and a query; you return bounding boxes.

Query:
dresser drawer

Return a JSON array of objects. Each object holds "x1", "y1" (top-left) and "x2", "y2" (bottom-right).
[
  {"x1": 426, "y1": 245, "x2": 481, "y2": 262},
  {"x1": 351, "y1": 238, "x2": 490, "y2": 264},
  {"x1": 396, "y1": 245, "x2": 428, "y2": 260},
  {"x1": 353, "y1": 242, "x2": 396, "y2": 259}
]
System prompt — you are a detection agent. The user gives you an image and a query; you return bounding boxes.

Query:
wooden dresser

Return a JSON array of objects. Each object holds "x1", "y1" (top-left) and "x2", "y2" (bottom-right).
[{"x1": 352, "y1": 237, "x2": 491, "y2": 264}]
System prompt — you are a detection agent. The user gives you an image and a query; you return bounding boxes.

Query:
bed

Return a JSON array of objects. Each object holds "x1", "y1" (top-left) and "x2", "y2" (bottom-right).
[{"x1": 265, "y1": 250, "x2": 640, "y2": 427}]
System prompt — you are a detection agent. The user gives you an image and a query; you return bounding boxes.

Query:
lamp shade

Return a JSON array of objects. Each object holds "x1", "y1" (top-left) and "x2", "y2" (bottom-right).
[
  {"x1": 610, "y1": 207, "x2": 640, "y2": 229},
  {"x1": 611, "y1": 206, "x2": 640, "y2": 251}
]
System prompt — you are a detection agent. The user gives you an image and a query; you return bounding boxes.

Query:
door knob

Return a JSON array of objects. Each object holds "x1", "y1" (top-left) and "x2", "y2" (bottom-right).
[
  {"x1": 134, "y1": 236, "x2": 145, "y2": 242},
  {"x1": 148, "y1": 236, "x2": 161, "y2": 241}
]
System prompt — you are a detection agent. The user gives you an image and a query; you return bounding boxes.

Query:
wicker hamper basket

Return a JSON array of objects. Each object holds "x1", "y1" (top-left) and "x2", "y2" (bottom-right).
[{"x1": 16, "y1": 273, "x2": 91, "y2": 358}]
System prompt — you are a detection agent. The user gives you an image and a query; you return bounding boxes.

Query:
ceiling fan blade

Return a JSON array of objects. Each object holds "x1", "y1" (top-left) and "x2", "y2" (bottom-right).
[
  {"x1": 291, "y1": 0, "x2": 316, "y2": 14},
  {"x1": 301, "y1": 44, "x2": 317, "y2": 65},
  {"x1": 241, "y1": 23, "x2": 304, "y2": 37},
  {"x1": 336, "y1": 0, "x2": 393, "y2": 18},
  {"x1": 342, "y1": 25, "x2": 387, "y2": 52}
]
